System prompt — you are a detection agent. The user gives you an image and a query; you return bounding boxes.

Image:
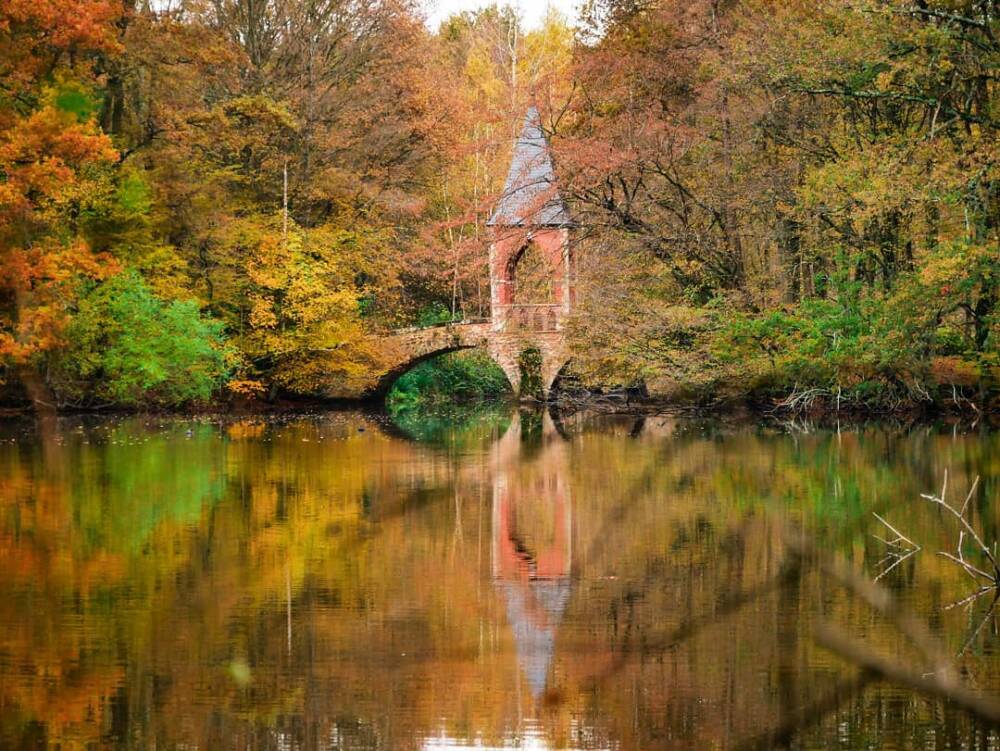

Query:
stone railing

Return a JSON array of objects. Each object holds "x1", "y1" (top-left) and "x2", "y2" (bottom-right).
[
  {"x1": 496, "y1": 304, "x2": 563, "y2": 333},
  {"x1": 389, "y1": 317, "x2": 490, "y2": 335}
]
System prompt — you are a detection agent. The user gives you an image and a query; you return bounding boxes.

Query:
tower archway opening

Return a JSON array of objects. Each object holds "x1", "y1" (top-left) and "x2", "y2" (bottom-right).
[{"x1": 509, "y1": 240, "x2": 555, "y2": 305}]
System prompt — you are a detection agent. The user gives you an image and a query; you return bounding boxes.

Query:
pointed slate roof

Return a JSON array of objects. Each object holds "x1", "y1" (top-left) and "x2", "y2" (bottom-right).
[
  {"x1": 499, "y1": 579, "x2": 572, "y2": 699},
  {"x1": 488, "y1": 107, "x2": 572, "y2": 228}
]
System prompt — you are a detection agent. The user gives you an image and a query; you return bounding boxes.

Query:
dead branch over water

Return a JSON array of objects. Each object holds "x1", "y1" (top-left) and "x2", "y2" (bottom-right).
[
  {"x1": 580, "y1": 476, "x2": 1000, "y2": 749},
  {"x1": 871, "y1": 511, "x2": 921, "y2": 581},
  {"x1": 921, "y1": 472, "x2": 999, "y2": 595}
]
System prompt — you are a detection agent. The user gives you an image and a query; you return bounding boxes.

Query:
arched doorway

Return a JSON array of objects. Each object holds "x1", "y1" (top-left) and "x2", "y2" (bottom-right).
[
  {"x1": 507, "y1": 241, "x2": 559, "y2": 332},
  {"x1": 510, "y1": 241, "x2": 554, "y2": 304}
]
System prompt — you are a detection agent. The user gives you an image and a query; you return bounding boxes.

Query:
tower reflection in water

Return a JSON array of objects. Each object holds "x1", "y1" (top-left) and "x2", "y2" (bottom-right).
[
  {"x1": 422, "y1": 412, "x2": 612, "y2": 751},
  {"x1": 492, "y1": 411, "x2": 572, "y2": 701}
]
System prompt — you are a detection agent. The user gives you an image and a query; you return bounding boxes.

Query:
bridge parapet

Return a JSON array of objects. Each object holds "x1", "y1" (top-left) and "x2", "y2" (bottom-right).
[
  {"x1": 494, "y1": 304, "x2": 564, "y2": 333},
  {"x1": 387, "y1": 318, "x2": 490, "y2": 336}
]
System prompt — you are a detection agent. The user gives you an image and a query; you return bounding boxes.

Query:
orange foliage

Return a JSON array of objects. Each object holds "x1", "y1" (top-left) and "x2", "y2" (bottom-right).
[{"x1": 0, "y1": 0, "x2": 121, "y2": 373}]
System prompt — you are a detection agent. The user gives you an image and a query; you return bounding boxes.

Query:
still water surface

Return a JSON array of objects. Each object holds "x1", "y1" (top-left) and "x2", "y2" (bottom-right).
[{"x1": 1, "y1": 408, "x2": 999, "y2": 749}]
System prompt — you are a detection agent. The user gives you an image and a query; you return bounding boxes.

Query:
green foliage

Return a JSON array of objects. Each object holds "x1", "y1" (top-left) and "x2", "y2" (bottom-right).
[
  {"x1": 115, "y1": 172, "x2": 152, "y2": 215},
  {"x1": 52, "y1": 80, "x2": 101, "y2": 122},
  {"x1": 416, "y1": 302, "x2": 458, "y2": 328},
  {"x1": 386, "y1": 400, "x2": 513, "y2": 446},
  {"x1": 52, "y1": 271, "x2": 230, "y2": 407},
  {"x1": 720, "y1": 278, "x2": 925, "y2": 406},
  {"x1": 70, "y1": 421, "x2": 227, "y2": 553},
  {"x1": 387, "y1": 349, "x2": 511, "y2": 407},
  {"x1": 722, "y1": 302, "x2": 896, "y2": 397}
]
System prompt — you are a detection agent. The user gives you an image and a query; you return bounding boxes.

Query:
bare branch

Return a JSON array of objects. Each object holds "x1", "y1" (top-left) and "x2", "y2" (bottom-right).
[
  {"x1": 922, "y1": 475, "x2": 997, "y2": 580},
  {"x1": 816, "y1": 624, "x2": 1000, "y2": 725}
]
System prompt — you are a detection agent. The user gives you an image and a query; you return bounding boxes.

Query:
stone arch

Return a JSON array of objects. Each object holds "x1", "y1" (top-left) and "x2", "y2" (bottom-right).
[
  {"x1": 542, "y1": 356, "x2": 573, "y2": 397},
  {"x1": 490, "y1": 226, "x2": 570, "y2": 315},
  {"x1": 374, "y1": 344, "x2": 518, "y2": 399},
  {"x1": 485, "y1": 343, "x2": 523, "y2": 397}
]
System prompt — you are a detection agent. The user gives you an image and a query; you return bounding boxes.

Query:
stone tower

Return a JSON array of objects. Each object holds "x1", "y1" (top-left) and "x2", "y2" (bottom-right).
[{"x1": 486, "y1": 107, "x2": 573, "y2": 397}]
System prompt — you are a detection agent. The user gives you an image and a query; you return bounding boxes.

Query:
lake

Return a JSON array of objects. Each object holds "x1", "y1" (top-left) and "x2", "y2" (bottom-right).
[{"x1": 1, "y1": 407, "x2": 999, "y2": 749}]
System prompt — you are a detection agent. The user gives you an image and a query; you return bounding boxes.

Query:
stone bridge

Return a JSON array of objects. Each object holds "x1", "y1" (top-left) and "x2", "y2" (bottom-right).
[
  {"x1": 371, "y1": 108, "x2": 576, "y2": 402},
  {"x1": 373, "y1": 320, "x2": 570, "y2": 399}
]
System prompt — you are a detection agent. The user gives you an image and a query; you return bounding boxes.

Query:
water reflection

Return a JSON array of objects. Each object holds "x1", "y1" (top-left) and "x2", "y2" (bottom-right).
[
  {"x1": 493, "y1": 413, "x2": 572, "y2": 701},
  {"x1": 0, "y1": 409, "x2": 998, "y2": 749}
]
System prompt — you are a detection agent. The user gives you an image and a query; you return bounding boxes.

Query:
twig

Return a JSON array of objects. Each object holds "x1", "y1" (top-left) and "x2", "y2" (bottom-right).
[
  {"x1": 874, "y1": 547, "x2": 920, "y2": 582},
  {"x1": 957, "y1": 595, "x2": 999, "y2": 658},
  {"x1": 939, "y1": 551, "x2": 994, "y2": 584},
  {"x1": 871, "y1": 512, "x2": 921, "y2": 582},
  {"x1": 873, "y1": 512, "x2": 919, "y2": 549},
  {"x1": 944, "y1": 585, "x2": 997, "y2": 611},
  {"x1": 922, "y1": 475, "x2": 996, "y2": 580},
  {"x1": 787, "y1": 536, "x2": 954, "y2": 680}
]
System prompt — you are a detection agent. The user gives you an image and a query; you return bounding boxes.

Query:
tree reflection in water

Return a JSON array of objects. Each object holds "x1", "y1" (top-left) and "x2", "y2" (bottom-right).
[{"x1": 1, "y1": 410, "x2": 1000, "y2": 749}]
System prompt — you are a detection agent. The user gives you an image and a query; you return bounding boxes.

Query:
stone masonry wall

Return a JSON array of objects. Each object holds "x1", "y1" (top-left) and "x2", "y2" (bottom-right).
[{"x1": 374, "y1": 322, "x2": 569, "y2": 399}]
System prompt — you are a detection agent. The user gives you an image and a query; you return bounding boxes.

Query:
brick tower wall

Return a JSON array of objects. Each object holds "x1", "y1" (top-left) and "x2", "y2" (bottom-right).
[{"x1": 489, "y1": 227, "x2": 571, "y2": 314}]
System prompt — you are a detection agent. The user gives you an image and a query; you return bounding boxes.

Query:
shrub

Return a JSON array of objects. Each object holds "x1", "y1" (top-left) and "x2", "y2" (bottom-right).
[{"x1": 52, "y1": 271, "x2": 229, "y2": 407}]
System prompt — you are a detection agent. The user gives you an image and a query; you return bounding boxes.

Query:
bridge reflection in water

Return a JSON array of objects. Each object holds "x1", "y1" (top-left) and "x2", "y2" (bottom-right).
[
  {"x1": 492, "y1": 412, "x2": 572, "y2": 701},
  {"x1": 421, "y1": 411, "x2": 600, "y2": 751}
]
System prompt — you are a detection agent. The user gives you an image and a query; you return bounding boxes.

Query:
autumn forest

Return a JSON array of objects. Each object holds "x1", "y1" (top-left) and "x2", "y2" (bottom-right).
[
  {"x1": 1, "y1": 0, "x2": 998, "y2": 414},
  {"x1": 3, "y1": 2, "x2": 1000, "y2": 746}
]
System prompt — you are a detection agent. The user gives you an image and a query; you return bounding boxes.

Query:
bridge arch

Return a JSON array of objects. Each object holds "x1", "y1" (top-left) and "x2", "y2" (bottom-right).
[
  {"x1": 374, "y1": 344, "x2": 519, "y2": 399},
  {"x1": 372, "y1": 322, "x2": 521, "y2": 399},
  {"x1": 544, "y1": 357, "x2": 573, "y2": 396},
  {"x1": 372, "y1": 322, "x2": 573, "y2": 404}
]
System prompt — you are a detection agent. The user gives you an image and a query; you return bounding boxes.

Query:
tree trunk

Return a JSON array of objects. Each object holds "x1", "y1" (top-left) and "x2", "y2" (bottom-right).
[
  {"x1": 18, "y1": 364, "x2": 56, "y2": 415},
  {"x1": 13, "y1": 288, "x2": 57, "y2": 415}
]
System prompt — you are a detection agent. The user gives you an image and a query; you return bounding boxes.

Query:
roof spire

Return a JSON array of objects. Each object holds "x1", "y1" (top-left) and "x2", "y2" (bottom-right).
[{"x1": 487, "y1": 107, "x2": 572, "y2": 228}]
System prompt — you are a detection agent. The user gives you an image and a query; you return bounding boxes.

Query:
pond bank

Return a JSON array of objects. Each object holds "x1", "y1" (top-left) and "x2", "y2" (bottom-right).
[{"x1": 3, "y1": 394, "x2": 995, "y2": 432}]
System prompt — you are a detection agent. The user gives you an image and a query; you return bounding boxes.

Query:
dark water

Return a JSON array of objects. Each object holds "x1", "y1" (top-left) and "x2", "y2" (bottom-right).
[{"x1": 1, "y1": 407, "x2": 999, "y2": 750}]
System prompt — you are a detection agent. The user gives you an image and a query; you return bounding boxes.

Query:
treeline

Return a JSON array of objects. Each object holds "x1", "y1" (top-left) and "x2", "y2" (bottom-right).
[
  {"x1": 1, "y1": 0, "x2": 996, "y2": 412},
  {"x1": 562, "y1": 0, "x2": 998, "y2": 412},
  {"x1": 0, "y1": 0, "x2": 568, "y2": 409}
]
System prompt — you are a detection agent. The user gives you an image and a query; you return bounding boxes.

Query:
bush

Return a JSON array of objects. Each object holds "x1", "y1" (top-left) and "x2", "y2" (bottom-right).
[
  {"x1": 52, "y1": 271, "x2": 229, "y2": 407},
  {"x1": 517, "y1": 347, "x2": 543, "y2": 400},
  {"x1": 715, "y1": 266, "x2": 992, "y2": 409},
  {"x1": 415, "y1": 302, "x2": 458, "y2": 327}
]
